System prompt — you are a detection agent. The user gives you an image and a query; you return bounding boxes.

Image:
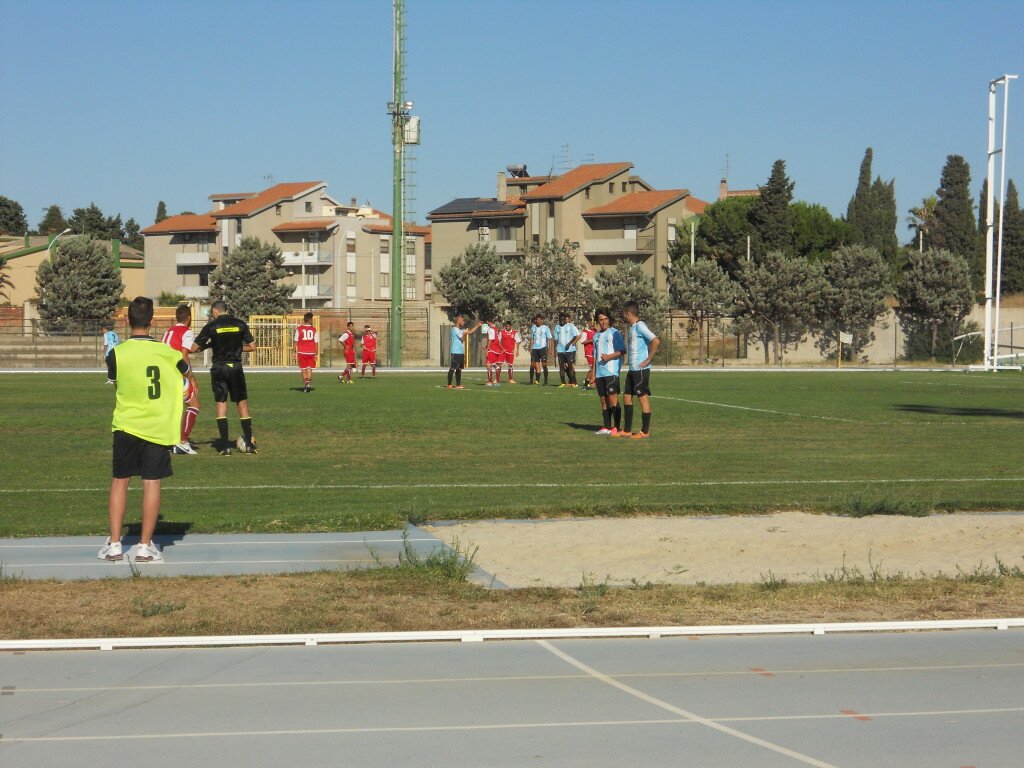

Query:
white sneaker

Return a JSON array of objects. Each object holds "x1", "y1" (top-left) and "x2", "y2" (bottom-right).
[
  {"x1": 134, "y1": 542, "x2": 164, "y2": 562},
  {"x1": 173, "y1": 441, "x2": 198, "y2": 455},
  {"x1": 98, "y1": 538, "x2": 123, "y2": 561},
  {"x1": 595, "y1": 428, "x2": 612, "y2": 435}
]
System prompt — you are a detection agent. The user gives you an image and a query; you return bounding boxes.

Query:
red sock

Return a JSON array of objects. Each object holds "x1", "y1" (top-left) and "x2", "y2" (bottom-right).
[
  {"x1": 182, "y1": 407, "x2": 199, "y2": 442},
  {"x1": 361, "y1": 364, "x2": 366, "y2": 376},
  {"x1": 371, "y1": 364, "x2": 376, "y2": 376}
]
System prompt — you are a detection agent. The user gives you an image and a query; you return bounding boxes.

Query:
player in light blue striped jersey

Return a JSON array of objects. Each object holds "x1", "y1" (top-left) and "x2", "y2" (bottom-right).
[
  {"x1": 591, "y1": 308, "x2": 626, "y2": 435},
  {"x1": 554, "y1": 312, "x2": 582, "y2": 387},
  {"x1": 528, "y1": 315, "x2": 553, "y2": 385},
  {"x1": 622, "y1": 302, "x2": 660, "y2": 438}
]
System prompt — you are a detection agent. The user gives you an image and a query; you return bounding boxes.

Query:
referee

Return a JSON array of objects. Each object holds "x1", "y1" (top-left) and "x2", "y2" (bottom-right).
[{"x1": 190, "y1": 300, "x2": 258, "y2": 455}]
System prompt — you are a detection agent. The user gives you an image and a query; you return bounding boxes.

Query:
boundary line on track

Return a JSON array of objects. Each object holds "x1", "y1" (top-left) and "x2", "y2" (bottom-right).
[
  {"x1": 2, "y1": 477, "x2": 1022, "y2": 495},
  {"x1": 537, "y1": 639, "x2": 836, "y2": 768},
  {"x1": 1, "y1": 617, "x2": 1021, "y2": 652}
]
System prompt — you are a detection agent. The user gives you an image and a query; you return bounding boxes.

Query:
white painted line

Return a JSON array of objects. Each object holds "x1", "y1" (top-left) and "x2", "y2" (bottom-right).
[
  {"x1": 14, "y1": 662, "x2": 1024, "y2": 695},
  {"x1": 652, "y1": 394, "x2": 858, "y2": 423},
  {"x1": 2, "y1": 476, "x2": 1022, "y2": 495},
  {"x1": 0, "y1": 539, "x2": 415, "y2": 549},
  {"x1": 3, "y1": 618, "x2": 1020, "y2": 652},
  {"x1": 537, "y1": 639, "x2": 836, "y2": 768},
  {"x1": 6, "y1": 558, "x2": 380, "y2": 568}
]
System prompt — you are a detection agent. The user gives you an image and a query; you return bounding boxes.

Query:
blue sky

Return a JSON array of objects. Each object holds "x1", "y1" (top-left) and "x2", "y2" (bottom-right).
[{"x1": 1, "y1": 0, "x2": 1022, "y2": 236}]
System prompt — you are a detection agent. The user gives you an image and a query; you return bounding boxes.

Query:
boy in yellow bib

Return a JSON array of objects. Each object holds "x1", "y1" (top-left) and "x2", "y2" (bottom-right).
[{"x1": 98, "y1": 297, "x2": 189, "y2": 563}]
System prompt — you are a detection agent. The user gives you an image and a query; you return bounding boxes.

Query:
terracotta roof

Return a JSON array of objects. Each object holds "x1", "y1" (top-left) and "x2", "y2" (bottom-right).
[
  {"x1": 521, "y1": 162, "x2": 633, "y2": 201},
  {"x1": 582, "y1": 189, "x2": 690, "y2": 217},
  {"x1": 270, "y1": 219, "x2": 339, "y2": 233},
  {"x1": 684, "y1": 196, "x2": 710, "y2": 214},
  {"x1": 725, "y1": 188, "x2": 760, "y2": 198},
  {"x1": 427, "y1": 197, "x2": 526, "y2": 220},
  {"x1": 507, "y1": 176, "x2": 554, "y2": 184},
  {"x1": 208, "y1": 192, "x2": 256, "y2": 200},
  {"x1": 141, "y1": 213, "x2": 218, "y2": 235},
  {"x1": 213, "y1": 182, "x2": 324, "y2": 218},
  {"x1": 362, "y1": 223, "x2": 430, "y2": 236},
  {"x1": 424, "y1": 228, "x2": 432, "y2": 245}
]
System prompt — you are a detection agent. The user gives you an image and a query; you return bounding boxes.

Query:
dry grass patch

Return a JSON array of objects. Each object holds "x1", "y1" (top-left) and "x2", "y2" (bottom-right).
[{"x1": 3, "y1": 567, "x2": 1024, "y2": 640}]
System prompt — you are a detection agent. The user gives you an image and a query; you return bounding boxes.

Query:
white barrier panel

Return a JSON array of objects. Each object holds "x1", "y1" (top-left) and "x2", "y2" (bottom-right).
[{"x1": 2, "y1": 617, "x2": 1022, "y2": 652}]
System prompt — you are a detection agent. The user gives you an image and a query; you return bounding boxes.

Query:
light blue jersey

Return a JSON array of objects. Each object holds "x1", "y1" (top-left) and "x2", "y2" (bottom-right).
[
  {"x1": 449, "y1": 326, "x2": 466, "y2": 355},
  {"x1": 627, "y1": 320, "x2": 657, "y2": 371},
  {"x1": 103, "y1": 330, "x2": 120, "y2": 356},
  {"x1": 530, "y1": 324, "x2": 552, "y2": 350},
  {"x1": 555, "y1": 322, "x2": 580, "y2": 353},
  {"x1": 593, "y1": 327, "x2": 626, "y2": 378}
]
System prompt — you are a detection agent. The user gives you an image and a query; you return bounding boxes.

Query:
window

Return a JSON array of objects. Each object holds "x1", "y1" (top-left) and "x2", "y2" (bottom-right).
[
  {"x1": 547, "y1": 201, "x2": 554, "y2": 217},
  {"x1": 609, "y1": 183, "x2": 614, "y2": 193},
  {"x1": 532, "y1": 233, "x2": 540, "y2": 245},
  {"x1": 621, "y1": 182, "x2": 627, "y2": 192},
  {"x1": 584, "y1": 187, "x2": 590, "y2": 199},
  {"x1": 379, "y1": 252, "x2": 390, "y2": 273},
  {"x1": 406, "y1": 250, "x2": 417, "y2": 275},
  {"x1": 304, "y1": 201, "x2": 313, "y2": 213},
  {"x1": 380, "y1": 236, "x2": 390, "y2": 256},
  {"x1": 235, "y1": 218, "x2": 242, "y2": 232},
  {"x1": 406, "y1": 236, "x2": 416, "y2": 253},
  {"x1": 425, "y1": 244, "x2": 432, "y2": 271},
  {"x1": 498, "y1": 222, "x2": 511, "y2": 241},
  {"x1": 183, "y1": 233, "x2": 193, "y2": 243},
  {"x1": 405, "y1": 285, "x2": 416, "y2": 300},
  {"x1": 275, "y1": 204, "x2": 282, "y2": 216},
  {"x1": 347, "y1": 272, "x2": 357, "y2": 287},
  {"x1": 199, "y1": 270, "x2": 209, "y2": 287},
  {"x1": 346, "y1": 235, "x2": 357, "y2": 254},
  {"x1": 381, "y1": 273, "x2": 391, "y2": 288}
]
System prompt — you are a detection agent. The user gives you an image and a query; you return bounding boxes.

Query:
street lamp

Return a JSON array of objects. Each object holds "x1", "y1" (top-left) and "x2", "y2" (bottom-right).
[{"x1": 47, "y1": 227, "x2": 72, "y2": 260}]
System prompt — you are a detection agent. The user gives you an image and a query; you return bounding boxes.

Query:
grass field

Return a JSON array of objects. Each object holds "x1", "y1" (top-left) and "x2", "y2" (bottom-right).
[{"x1": 1, "y1": 370, "x2": 1022, "y2": 537}]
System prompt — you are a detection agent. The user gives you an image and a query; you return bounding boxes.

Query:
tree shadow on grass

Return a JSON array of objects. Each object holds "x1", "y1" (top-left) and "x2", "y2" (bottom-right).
[
  {"x1": 896, "y1": 404, "x2": 1024, "y2": 420},
  {"x1": 562, "y1": 422, "x2": 603, "y2": 432}
]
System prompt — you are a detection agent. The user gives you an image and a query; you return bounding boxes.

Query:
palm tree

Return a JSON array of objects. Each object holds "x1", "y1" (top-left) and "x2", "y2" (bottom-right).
[
  {"x1": 906, "y1": 196, "x2": 937, "y2": 252},
  {"x1": 0, "y1": 260, "x2": 14, "y2": 302}
]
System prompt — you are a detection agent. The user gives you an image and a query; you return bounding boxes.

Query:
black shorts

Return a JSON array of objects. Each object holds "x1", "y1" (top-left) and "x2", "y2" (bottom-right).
[
  {"x1": 530, "y1": 348, "x2": 547, "y2": 364},
  {"x1": 558, "y1": 351, "x2": 576, "y2": 366},
  {"x1": 450, "y1": 353, "x2": 465, "y2": 370},
  {"x1": 211, "y1": 362, "x2": 248, "y2": 403},
  {"x1": 112, "y1": 430, "x2": 172, "y2": 480},
  {"x1": 595, "y1": 375, "x2": 620, "y2": 398},
  {"x1": 624, "y1": 369, "x2": 652, "y2": 397}
]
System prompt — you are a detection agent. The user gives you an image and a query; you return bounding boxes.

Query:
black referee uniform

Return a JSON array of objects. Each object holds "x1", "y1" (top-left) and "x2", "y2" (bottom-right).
[{"x1": 194, "y1": 312, "x2": 257, "y2": 453}]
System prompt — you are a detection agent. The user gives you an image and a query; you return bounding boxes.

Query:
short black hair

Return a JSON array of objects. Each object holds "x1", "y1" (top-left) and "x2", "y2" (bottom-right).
[
  {"x1": 594, "y1": 307, "x2": 611, "y2": 322},
  {"x1": 503, "y1": 319, "x2": 512, "y2": 326},
  {"x1": 211, "y1": 300, "x2": 228, "y2": 313},
  {"x1": 533, "y1": 314, "x2": 543, "y2": 322},
  {"x1": 127, "y1": 296, "x2": 154, "y2": 330},
  {"x1": 175, "y1": 304, "x2": 191, "y2": 322},
  {"x1": 347, "y1": 321, "x2": 354, "y2": 327},
  {"x1": 303, "y1": 311, "x2": 313, "y2": 323},
  {"x1": 364, "y1": 324, "x2": 371, "y2": 329},
  {"x1": 623, "y1": 301, "x2": 640, "y2": 317}
]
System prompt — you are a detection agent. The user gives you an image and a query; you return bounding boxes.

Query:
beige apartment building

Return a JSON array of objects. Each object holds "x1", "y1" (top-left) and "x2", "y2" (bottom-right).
[
  {"x1": 142, "y1": 181, "x2": 430, "y2": 310},
  {"x1": 427, "y1": 162, "x2": 707, "y2": 296}
]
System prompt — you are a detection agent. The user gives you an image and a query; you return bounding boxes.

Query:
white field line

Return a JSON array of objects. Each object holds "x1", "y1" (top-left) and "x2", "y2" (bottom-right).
[
  {"x1": 3, "y1": 476, "x2": 1022, "y2": 495},
  {"x1": 1, "y1": 618, "x2": 1022, "y2": 652},
  {"x1": 537, "y1": 639, "x2": 836, "y2": 768},
  {"x1": 4, "y1": 559, "x2": 381, "y2": 569},
  {"x1": 13, "y1": 662, "x2": 1024, "y2": 695},
  {"x1": 0, "y1": 539, "x2": 413, "y2": 549},
  {"x1": 4, "y1": 708, "x2": 1023, "y2": 744},
  {"x1": 651, "y1": 394, "x2": 859, "y2": 423}
]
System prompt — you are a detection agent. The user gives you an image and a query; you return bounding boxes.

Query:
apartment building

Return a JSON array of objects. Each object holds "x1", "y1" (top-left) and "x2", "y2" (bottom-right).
[
  {"x1": 141, "y1": 181, "x2": 430, "y2": 310},
  {"x1": 427, "y1": 162, "x2": 707, "y2": 296}
]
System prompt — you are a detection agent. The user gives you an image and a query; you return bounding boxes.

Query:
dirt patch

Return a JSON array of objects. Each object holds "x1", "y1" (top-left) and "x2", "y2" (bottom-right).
[{"x1": 426, "y1": 512, "x2": 1024, "y2": 587}]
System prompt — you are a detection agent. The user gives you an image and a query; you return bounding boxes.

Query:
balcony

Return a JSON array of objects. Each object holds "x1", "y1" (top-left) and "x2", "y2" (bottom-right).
[
  {"x1": 282, "y1": 250, "x2": 333, "y2": 266},
  {"x1": 178, "y1": 285, "x2": 210, "y2": 299},
  {"x1": 291, "y1": 284, "x2": 333, "y2": 299},
  {"x1": 176, "y1": 252, "x2": 216, "y2": 266},
  {"x1": 583, "y1": 237, "x2": 656, "y2": 255}
]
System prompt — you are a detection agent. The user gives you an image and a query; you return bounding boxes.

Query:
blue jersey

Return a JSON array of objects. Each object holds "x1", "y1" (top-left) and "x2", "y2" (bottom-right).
[
  {"x1": 627, "y1": 320, "x2": 657, "y2": 371},
  {"x1": 593, "y1": 327, "x2": 626, "y2": 378},
  {"x1": 530, "y1": 324, "x2": 552, "y2": 350},
  {"x1": 103, "y1": 330, "x2": 120, "y2": 355},
  {"x1": 555, "y1": 322, "x2": 580, "y2": 353},
  {"x1": 450, "y1": 326, "x2": 466, "y2": 355}
]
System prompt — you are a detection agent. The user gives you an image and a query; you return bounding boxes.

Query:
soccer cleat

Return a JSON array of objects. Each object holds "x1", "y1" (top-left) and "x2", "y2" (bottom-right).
[
  {"x1": 455, "y1": 385, "x2": 465, "y2": 390},
  {"x1": 558, "y1": 383, "x2": 567, "y2": 388},
  {"x1": 609, "y1": 428, "x2": 620, "y2": 436},
  {"x1": 218, "y1": 446, "x2": 232, "y2": 456},
  {"x1": 338, "y1": 375, "x2": 344, "y2": 383},
  {"x1": 630, "y1": 432, "x2": 651, "y2": 439},
  {"x1": 507, "y1": 379, "x2": 516, "y2": 384},
  {"x1": 614, "y1": 430, "x2": 633, "y2": 438},
  {"x1": 595, "y1": 428, "x2": 612, "y2": 435},
  {"x1": 446, "y1": 384, "x2": 454, "y2": 389},
  {"x1": 133, "y1": 542, "x2": 164, "y2": 563},
  {"x1": 97, "y1": 538, "x2": 123, "y2": 561},
  {"x1": 173, "y1": 441, "x2": 198, "y2": 455}
]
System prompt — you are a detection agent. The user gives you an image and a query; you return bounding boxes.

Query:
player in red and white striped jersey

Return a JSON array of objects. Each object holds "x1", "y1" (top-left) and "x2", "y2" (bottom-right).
[
  {"x1": 499, "y1": 320, "x2": 522, "y2": 384},
  {"x1": 161, "y1": 303, "x2": 200, "y2": 454},
  {"x1": 360, "y1": 325, "x2": 378, "y2": 379},
  {"x1": 484, "y1": 321, "x2": 504, "y2": 386},
  {"x1": 294, "y1": 311, "x2": 320, "y2": 393},
  {"x1": 337, "y1": 322, "x2": 356, "y2": 384}
]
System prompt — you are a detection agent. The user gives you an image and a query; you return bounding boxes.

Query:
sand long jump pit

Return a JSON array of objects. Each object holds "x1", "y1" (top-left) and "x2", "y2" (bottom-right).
[{"x1": 426, "y1": 512, "x2": 1024, "y2": 587}]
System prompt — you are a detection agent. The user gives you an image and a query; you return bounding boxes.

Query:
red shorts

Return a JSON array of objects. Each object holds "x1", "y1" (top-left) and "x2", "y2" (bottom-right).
[
  {"x1": 585, "y1": 353, "x2": 595, "y2": 366},
  {"x1": 362, "y1": 351, "x2": 376, "y2": 364},
  {"x1": 486, "y1": 350, "x2": 502, "y2": 366},
  {"x1": 502, "y1": 351, "x2": 516, "y2": 365},
  {"x1": 344, "y1": 349, "x2": 356, "y2": 365},
  {"x1": 297, "y1": 352, "x2": 317, "y2": 369}
]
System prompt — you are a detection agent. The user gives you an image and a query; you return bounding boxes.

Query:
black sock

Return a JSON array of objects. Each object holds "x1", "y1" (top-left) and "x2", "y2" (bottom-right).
[
  {"x1": 568, "y1": 367, "x2": 577, "y2": 385},
  {"x1": 529, "y1": 368, "x2": 535, "y2": 384},
  {"x1": 448, "y1": 369, "x2": 454, "y2": 385},
  {"x1": 559, "y1": 364, "x2": 566, "y2": 384},
  {"x1": 623, "y1": 404, "x2": 634, "y2": 433},
  {"x1": 641, "y1": 411, "x2": 651, "y2": 434},
  {"x1": 241, "y1": 417, "x2": 252, "y2": 445},
  {"x1": 612, "y1": 405, "x2": 621, "y2": 430},
  {"x1": 542, "y1": 366, "x2": 548, "y2": 384},
  {"x1": 602, "y1": 408, "x2": 611, "y2": 428},
  {"x1": 217, "y1": 417, "x2": 229, "y2": 448},
  {"x1": 455, "y1": 369, "x2": 462, "y2": 386}
]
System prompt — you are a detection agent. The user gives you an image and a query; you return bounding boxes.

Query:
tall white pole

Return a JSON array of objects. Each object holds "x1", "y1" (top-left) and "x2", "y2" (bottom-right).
[
  {"x1": 689, "y1": 221, "x2": 695, "y2": 266},
  {"x1": 984, "y1": 80, "x2": 997, "y2": 370},
  {"x1": 993, "y1": 75, "x2": 1017, "y2": 367}
]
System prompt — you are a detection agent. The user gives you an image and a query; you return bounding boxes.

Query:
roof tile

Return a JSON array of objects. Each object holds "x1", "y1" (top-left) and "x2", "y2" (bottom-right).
[
  {"x1": 582, "y1": 189, "x2": 690, "y2": 217},
  {"x1": 213, "y1": 182, "x2": 323, "y2": 218},
  {"x1": 521, "y1": 162, "x2": 633, "y2": 201},
  {"x1": 141, "y1": 213, "x2": 218, "y2": 235}
]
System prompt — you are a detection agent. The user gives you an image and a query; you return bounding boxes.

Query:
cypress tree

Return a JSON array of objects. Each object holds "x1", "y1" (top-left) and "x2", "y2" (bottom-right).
[
  {"x1": 1002, "y1": 180, "x2": 1024, "y2": 294},
  {"x1": 748, "y1": 159, "x2": 795, "y2": 258},
  {"x1": 931, "y1": 155, "x2": 980, "y2": 287},
  {"x1": 155, "y1": 201, "x2": 168, "y2": 224},
  {"x1": 870, "y1": 177, "x2": 899, "y2": 268},
  {"x1": 846, "y1": 148, "x2": 873, "y2": 242}
]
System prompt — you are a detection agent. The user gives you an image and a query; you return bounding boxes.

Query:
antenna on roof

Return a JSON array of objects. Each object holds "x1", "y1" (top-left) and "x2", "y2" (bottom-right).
[
  {"x1": 557, "y1": 143, "x2": 572, "y2": 173},
  {"x1": 721, "y1": 155, "x2": 730, "y2": 182},
  {"x1": 263, "y1": 173, "x2": 274, "y2": 186},
  {"x1": 583, "y1": 152, "x2": 595, "y2": 164}
]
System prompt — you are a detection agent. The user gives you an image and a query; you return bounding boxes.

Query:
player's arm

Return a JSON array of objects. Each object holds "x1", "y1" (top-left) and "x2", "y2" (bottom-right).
[
  {"x1": 176, "y1": 359, "x2": 191, "y2": 377},
  {"x1": 640, "y1": 336, "x2": 660, "y2": 368},
  {"x1": 242, "y1": 324, "x2": 256, "y2": 353},
  {"x1": 189, "y1": 325, "x2": 210, "y2": 354},
  {"x1": 602, "y1": 331, "x2": 626, "y2": 362}
]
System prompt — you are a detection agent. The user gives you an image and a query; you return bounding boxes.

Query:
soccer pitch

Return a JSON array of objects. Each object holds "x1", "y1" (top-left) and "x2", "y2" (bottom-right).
[{"x1": 1, "y1": 370, "x2": 1022, "y2": 537}]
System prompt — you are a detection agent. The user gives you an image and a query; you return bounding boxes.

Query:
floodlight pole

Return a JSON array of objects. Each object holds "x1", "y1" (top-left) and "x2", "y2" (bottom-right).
[
  {"x1": 388, "y1": 0, "x2": 406, "y2": 368},
  {"x1": 983, "y1": 74, "x2": 1018, "y2": 370}
]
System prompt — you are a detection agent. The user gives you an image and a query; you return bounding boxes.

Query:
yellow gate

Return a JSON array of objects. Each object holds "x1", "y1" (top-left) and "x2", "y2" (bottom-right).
[{"x1": 247, "y1": 315, "x2": 321, "y2": 368}]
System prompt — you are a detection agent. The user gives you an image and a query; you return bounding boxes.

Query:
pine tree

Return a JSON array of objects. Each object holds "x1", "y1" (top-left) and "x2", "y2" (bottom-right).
[
  {"x1": 690, "y1": 196, "x2": 756, "y2": 272},
  {"x1": 35, "y1": 235, "x2": 124, "y2": 328},
  {"x1": 666, "y1": 258, "x2": 740, "y2": 363},
  {"x1": 435, "y1": 243, "x2": 511, "y2": 322},
  {"x1": 155, "y1": 201, "x2": 168, "y2": 224},
  {"x1": 931, "y1": 155, "x2": 980, "y2": 288},
  {"x1": 510, "y1": 240, "x2": 593, "y2": 326},
  {"x1": 1001, "y1": 180, "x2": 1024, "y2": 294},
  {"x1": 37, "y1": 204, "x2": 68, "y2": 236},
  {"x1": 0, "y1": 196, "x2": 28, "y2": 235},
  {"x1": 124, "y1": 218, "x2": 143, "y2": 250},
  {"x1": 817, "y1": 245, "x2": 891, "y2": 359},
  {"x1": 209, "y1": 237, "x2": 292, "y2": 319},
  {"x1": 748, "y1": 160, "x2": 795, "y2": 258},
  {"x1": 897, "y1": 248, "x2": 974, "y2": 360},
  {"x1": 594, "y1": 259, "x2": 669, "y2": 335}
]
